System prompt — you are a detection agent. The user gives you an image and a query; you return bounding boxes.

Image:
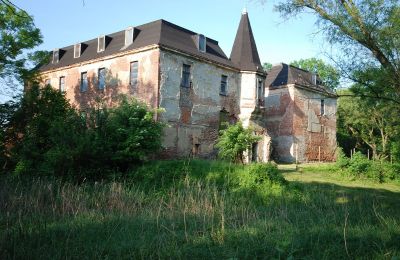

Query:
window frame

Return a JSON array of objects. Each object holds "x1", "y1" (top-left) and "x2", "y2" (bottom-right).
[
  {"x1": 52, "y1": 49, "x2": 59, "y2": 64},
  {"x1": 220, "y1": 75, "x2": 228, "y2": 95},
  {"x1": 59, "y1": 76, "x2": 65, "y2": 92},
  {"x1": 97, "y1": 36, "x2": 105, "y2": 53},
  {"x1": 129, "y1": 61, "x2": 139, "y2": 87},
  {"x1": 98, "y1": 68, "x2": 106, "y2": 90},
  {"x1": 125, "y1": 27, "x2": 134, "y2": 46},
  {"x1": 80, "y1": 72, "x2": 88, "y2": 92},
  {"x1": 198, "y1": 34, "x2": 206, "y2": 52},
  {"x1": 74, "y1": 43, "x2": 81, "y2": 58},
  {"x1": 181, "y1": 64, "x2": 191, "y2": 88},
  {"x1": 256, "y1": 79, "x2": 264, "y2": 106}
]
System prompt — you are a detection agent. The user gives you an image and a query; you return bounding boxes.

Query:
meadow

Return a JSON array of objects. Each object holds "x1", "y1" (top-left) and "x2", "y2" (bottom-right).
[{"x1": 1, "y1": 160, "x2": 399, "y2": 259}]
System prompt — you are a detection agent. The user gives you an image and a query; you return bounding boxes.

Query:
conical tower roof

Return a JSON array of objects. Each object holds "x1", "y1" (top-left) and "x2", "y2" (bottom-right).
[{"x1": 230, "y1": 10, "x2": 263, "y2": 73}]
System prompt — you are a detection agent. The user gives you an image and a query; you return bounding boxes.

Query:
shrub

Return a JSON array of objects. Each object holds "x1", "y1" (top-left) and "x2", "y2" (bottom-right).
[
  {"x1": 347, "y1": 152, "x2": 371, "y2": 175},
  {"x1": 6, "y1": 86, "x2": 164, "y2": 179},
  {"x1": 367, "y1": 161, "x2": 399, "y2": 183},
  {"x1": 215, "y1": 121, "x2": 261, "y2": 164},
  {"x1": 336, "y1": 148, "x2": 399, "y2": 182},
  {"x1": 336, "y1": 147, "x2": 350, "y2": 169}
]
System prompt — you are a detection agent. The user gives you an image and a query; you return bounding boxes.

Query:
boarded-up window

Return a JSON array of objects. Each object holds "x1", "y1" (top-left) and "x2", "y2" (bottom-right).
[{"x1": 125, "y1": 27, "x2": 134, "y2": 46}]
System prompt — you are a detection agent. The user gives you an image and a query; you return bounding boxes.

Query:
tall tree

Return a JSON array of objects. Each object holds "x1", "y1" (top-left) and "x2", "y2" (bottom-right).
[
  {"x1": 337, "y1": 89, "x2": 400, "y2": 159},
  {"x1": 290, "y1": 58, "x2": 340, "y2": 90},
  {"x1": 274, "y1": 0, "x2": 400, "y2": 103},
  {"x1": 0, "y1": 0, "x2": 45, "y2": 96}
]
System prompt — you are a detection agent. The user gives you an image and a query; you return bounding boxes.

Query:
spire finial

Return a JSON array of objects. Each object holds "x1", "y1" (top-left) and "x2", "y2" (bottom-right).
[{"x1": 242, "y1": 0, "x2": 248, "y2": 14}]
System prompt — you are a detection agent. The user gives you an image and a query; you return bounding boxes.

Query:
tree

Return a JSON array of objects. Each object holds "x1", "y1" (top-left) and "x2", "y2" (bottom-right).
[
  {"x1": 263, "y1": 62, "x2": 273, "y2": 71},
  {"x1": 337, "y1": 89, "x2": 400, "y2": 160},
  {"x1": 274, "y1": 0, "x2": 400, "y2": 104},
  {"x1": 290, "y1": 58, "x2": 340, "y2": 90},
  {"x1": 215, "y1": 122, "x2": 261, "y2": 164},
  {"x1": 0, "y1": 1, "x2": 45, "y2": 95}
]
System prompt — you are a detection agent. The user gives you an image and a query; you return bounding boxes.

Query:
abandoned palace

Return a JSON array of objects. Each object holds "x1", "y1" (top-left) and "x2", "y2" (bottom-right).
[{"x1": 39, "y1": 10, "x2": 337, "y2": 163}]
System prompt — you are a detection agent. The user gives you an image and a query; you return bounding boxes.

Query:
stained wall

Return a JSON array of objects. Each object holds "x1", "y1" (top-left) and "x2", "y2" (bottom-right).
[
  {"x1": 159, "y1": 49, "x2": 240, "y2": 158},
  {"x1": 264, "y1": 84, "x2": 337, "y2": 162}
]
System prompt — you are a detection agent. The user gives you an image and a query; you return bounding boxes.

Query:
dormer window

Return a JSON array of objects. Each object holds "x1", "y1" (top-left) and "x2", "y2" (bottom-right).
[
  {"x1": 74, "y1": 43, "x2": 81, "y2": 58},
  {"x1": 98, "y1": 35, "x2": 105, "y2": 52},
  {"x1": 198, "y1": 34, "x2": 206, "y2": 52},
  {"x1": 311, "y1": 73, "x2": 317, "y2": 85},
  {"x1": 125, "y1": 27, "x2": 134, "y2": 46},
  {"x1": 52, "y1": 49, "x2": 59, "y2": 64}
]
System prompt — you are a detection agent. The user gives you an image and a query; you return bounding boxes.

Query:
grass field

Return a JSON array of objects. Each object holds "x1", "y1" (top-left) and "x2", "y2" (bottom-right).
[{"x1": 1, "y1": 160, "x2": 399, "y2": 259}]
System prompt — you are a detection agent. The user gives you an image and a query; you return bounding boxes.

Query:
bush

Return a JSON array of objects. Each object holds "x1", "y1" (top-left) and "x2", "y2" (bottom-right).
[
  {"x1": 347, "y1": 152, "x2": 371, "y2": 175},
  {"x1": 336, "y1": 148, "x2": 399, "y2": 182},
  {"x1": 336, "y1": 147, "x2": 350, "y2": 169},
  {"x1": 6, "y1": 85, "x2": 164, "y2": 180},
  {"x1": 215, "y1": 121, "x2": 261, "y2": 164}
]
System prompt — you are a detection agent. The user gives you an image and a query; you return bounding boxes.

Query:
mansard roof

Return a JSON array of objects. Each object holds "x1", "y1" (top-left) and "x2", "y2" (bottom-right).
[
  {"x1": 265, "y1": 63, "x2": 336, "y2": 96},
  {"x1": 230, "y1": 10, "x2": 264, "y2": 73},
  {"x1": 40, "y1": 19, "x2": 237, "y2": 72}
]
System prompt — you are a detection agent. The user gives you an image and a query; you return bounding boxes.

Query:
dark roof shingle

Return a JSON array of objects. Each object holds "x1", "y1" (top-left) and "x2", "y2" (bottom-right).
[
  {"x1": 230, "y1": 11, "x2": 263, "y2": 73},
  {"x1": 265, "y1": 63, "x2": 336, "y2": 95},
  {"x1": 40, "y1": 19, "x2": 237, "y2": 72}
]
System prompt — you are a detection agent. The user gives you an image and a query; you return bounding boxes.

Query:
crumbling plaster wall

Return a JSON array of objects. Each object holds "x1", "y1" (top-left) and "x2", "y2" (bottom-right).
[
  {"x1": 159, "y1": 50, "x2": 240, "y2": 158},
  {"x1": 293, "y1": 87, "x2": 337, "y2": 162},
  {"x1": 264, "y1": 85, "x2": 295, "y2": 162},
  {"x1": 239, "y1": 72, "x2": 270, "y2": 163},
  {"x1": 40, "y1": 48, "x2": 160, "y2": 110},
  {"x1": 264, "y1": 85, "x2": 337, "y2": 162}
]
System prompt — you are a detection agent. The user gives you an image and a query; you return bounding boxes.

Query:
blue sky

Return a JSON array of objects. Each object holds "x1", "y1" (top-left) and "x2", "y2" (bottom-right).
[{"x1": 14, "y1": 0, "x2": 329, "y2": 65}]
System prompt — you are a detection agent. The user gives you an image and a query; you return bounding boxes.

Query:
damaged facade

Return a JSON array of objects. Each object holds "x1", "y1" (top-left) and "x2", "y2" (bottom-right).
[{"x1": 39, "y1": 10, "x2": 337, "y2": 163}]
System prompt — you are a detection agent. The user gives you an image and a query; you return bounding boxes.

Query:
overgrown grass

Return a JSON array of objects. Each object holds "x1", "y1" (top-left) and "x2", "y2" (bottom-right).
[{"x1": 1, "y1": 160, "x2": 399, "y2": 259}]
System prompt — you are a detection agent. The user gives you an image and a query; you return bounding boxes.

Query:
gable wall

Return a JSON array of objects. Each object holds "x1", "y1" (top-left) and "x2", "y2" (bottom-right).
[
  {"x1": 264, "y1": 85, "x2": 337, "y2": 162},
  {"x1": 293, "y1": 87, "x2": 337, "y2": 162}
]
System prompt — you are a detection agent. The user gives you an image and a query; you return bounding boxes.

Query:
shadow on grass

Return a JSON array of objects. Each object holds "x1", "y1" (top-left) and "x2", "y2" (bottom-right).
[{"x1": 1, "y1": 177, "x2": 399, "y2": 259}]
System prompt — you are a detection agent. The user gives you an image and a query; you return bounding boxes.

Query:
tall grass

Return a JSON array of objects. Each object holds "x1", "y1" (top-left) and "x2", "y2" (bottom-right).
[{"x1": 1, "y1": 160, "x2": 399, "y2": 259}]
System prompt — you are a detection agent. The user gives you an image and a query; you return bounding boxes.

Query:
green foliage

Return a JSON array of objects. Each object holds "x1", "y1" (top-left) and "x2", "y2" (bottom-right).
[
  {"x1": 336, "y1": 147, "x2": 350, "y2": 169},
  {"x1": 290, "y1": 58, "x2": 340, "y2": 90},
  {"x1": 216, "y1": 121, "x2": 261, "y2": 163},
  {"x1": 0, "y1": 2, "x2": 45, "y2": 90},
  {"x1": 336, "y1": 149, "x2": 399, "y2": 182},
  {"x1": 130, "y1": 160, "x2": 286, "y2": 193},
  {"x1": 101, "y1": 97, "x2": 164, "y2": 164},
  {"x1": 263, "y1": 62, "x2": 272, "y2": 71},
  {"x1": 1, "y1": 162, "x2": 400, "y2": 259},
  {"x1": 337, "y1": 88, "x2": 399, "y2": 160},
  {"x1": 5, "y1": 85, "x2": 164, "y2": 179}
]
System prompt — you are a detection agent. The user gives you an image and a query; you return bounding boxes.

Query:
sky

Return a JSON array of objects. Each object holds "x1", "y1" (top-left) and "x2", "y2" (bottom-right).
[{"x1": 13, "y1": 0, "x2": 330, "y2": 65}]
